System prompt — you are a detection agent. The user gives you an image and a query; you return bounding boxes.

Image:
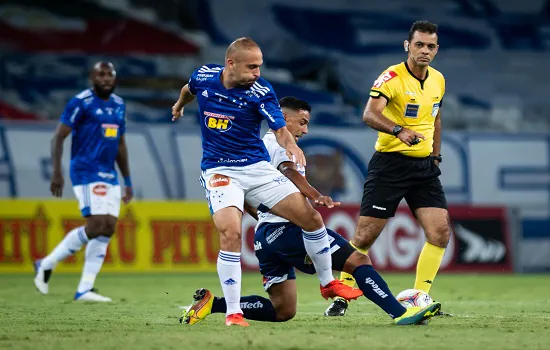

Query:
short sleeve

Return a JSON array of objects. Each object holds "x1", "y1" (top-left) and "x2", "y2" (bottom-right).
[
  {"x1": 60, "y1": 97, "x2": 84, "y2": 128},
  {"x1": 258, "y1": 91, "x2": 286, "y2": 131},
  {"x1": 439, "y1": 75, "x2": 445, "y2": 108},
  {"x1": 187, "y1": 64, "x2": 222, "y2": 96},
  {"x1": 440, "y1": 75, "x2": 446, "y2": 105},
  {"x1": 270, "y1": 142, "x2": 293, "y2": 169},
  {"x1": 370, "y1": 70, "x2": 398, "y2": 102},
  {"x1": 188, "y1": 73, "x2": 198, "y2": 95}
]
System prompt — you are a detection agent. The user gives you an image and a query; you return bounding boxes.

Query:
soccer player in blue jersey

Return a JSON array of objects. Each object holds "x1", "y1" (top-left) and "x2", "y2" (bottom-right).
[
  {"x1": 34, "y1": 62, "x2": 133, "y2": 302},
  {"x1": 180, "y1": 97, "x2": 442, "y2": 326},
  {"x1": 172, "y1": 38, "x2": 362, "y2": 326}
]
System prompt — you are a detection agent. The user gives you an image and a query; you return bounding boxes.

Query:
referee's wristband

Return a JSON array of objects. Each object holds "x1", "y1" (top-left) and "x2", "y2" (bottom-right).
[{"x1": 124, "y1": 176, "x2": 133, "y2": 188}]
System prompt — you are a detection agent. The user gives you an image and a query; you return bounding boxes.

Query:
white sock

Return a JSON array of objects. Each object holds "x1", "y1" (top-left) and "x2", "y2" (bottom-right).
[
  {"x1": 217, "y1": 251, "x2": 243, "y2": 316},
  {"x1": 303, "y1": 226, "x2": 334, "y2": 287},
  {"x1": 41, "y1": 226, "x2": 89, "y2": 270},
  {"x1": 77, "y1": 235, "x2": 110, "y2": 293}
]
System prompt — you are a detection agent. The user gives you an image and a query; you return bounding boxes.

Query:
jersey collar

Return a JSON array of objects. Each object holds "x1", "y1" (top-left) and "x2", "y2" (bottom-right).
[
  {"x1": 404, "y1": 61, "x2": 429, "y2": 89},
  {"x1": 90, "y1": 88, "x2": 113, "y2": 102},
  {"x1": 216, "y1": 68, "x2": 240, "y2": 92}
]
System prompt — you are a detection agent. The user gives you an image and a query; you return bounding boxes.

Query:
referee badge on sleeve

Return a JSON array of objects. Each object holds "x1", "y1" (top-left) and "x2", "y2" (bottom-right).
[{"x1": 431, "y1": 103, "x2": 441, "y2": 117}]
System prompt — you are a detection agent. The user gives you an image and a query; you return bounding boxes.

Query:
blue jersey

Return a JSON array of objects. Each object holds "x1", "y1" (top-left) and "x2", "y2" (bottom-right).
[
  {"x1": 60, "y1": 89, "x2": 126, "y2": 186},
  {"x1": 188, "y1": 64, "x2": 286, "y2": 170}
]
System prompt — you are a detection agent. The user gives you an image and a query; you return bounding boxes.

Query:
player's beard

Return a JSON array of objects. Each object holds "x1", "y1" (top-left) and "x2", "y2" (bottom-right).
[
  {"x1": 93, "y1": 84, "x2": 116, "y2": 99},
  {"x1": 235, "y1": 80, "x2": 256, "y2": 89}
]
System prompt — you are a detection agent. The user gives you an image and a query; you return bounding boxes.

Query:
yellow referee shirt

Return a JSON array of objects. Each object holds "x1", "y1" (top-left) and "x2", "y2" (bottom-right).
[{"x1": 369, "y1": 62, "x2": 445, "y2": 157}]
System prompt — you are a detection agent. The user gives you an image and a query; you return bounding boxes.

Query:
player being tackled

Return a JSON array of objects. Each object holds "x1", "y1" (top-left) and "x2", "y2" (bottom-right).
[
  {"x1": 180, "y1": 97, "x2": 441, "y2": 326},
  {"x1": 172, "y1": 38, "x2": 361, "y2": 326}
]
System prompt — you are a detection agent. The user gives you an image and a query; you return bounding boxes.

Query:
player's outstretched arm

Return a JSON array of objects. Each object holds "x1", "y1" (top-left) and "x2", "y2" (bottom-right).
[
  {"x1": 50, "y1": 123, "x2": 72, "y2": 197},
  {"x1": 272, "y1": 126, "x2": 306, "y2": 166},
  {"x1": 172, "y1": 84, "x2": 196, "y2": 121},
  {"x1": 363, "y1": 97, "x2": 425, "y2": 147},
  {"x1": 116, "y1": 135, "x2": 134, "y2": 204},
  {"x1": 278, "y1": 161, "x2": 340, "y2": 208}
]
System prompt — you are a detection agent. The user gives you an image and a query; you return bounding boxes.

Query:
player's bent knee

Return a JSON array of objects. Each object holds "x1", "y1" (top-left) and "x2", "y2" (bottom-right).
[
  {"x1": 352, "y1": 217, "x2": 385, "y2": 249},
  {"x1": 102, "y1": 216, "x2": 117, "y2": 237},
  {"x1": 300, "y1": 209, "x2": 324, "y2": 232},
  {"x1": 275, "y1": 306, "x2": 296, "y2": 322},
  {"x1": 85, "y1": 216, "x2": 105, "y2": 238},
  {"x1": 428, "y1": 224, "x2": 451, "y2": 248}
]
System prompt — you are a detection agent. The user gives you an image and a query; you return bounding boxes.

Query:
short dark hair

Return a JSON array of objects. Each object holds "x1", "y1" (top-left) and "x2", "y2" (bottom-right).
[
  {"x1": 279, "y1": 96, "x2": 311, "y2": 113},
  {"x1": 408, "y1": 20, "x2": 438, "y2": 42}
]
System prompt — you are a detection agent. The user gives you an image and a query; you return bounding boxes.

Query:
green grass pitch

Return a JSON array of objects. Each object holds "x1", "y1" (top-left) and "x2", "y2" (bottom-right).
[{"x1": 1, "y1": 273, "x2": 549, "y2": 349}]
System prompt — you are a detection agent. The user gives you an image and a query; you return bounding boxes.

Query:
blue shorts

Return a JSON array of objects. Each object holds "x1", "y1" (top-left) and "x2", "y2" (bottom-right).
[{"x1": 254, "y1": 222, "x2": 354, "y2": 291}]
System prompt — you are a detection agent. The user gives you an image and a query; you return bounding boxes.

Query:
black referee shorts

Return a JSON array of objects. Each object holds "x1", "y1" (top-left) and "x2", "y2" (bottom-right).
[{"x1": 360, "y1": 152, "x2": 447, "y2": 219}]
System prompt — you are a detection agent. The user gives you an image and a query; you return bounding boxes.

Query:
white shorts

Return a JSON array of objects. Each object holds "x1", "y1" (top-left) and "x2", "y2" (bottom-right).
[
  {"x1": 73, "y1": 182, "x2": 121, "y2": 218},
  {"x1": 200, "y1": 161, "x2": 300, "y2": 214}
]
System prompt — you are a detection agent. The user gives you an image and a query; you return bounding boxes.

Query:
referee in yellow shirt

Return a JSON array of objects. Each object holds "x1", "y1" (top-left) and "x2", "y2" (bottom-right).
[{"x1": 326, "y1": 20, "x2": 451, "y2": 317}]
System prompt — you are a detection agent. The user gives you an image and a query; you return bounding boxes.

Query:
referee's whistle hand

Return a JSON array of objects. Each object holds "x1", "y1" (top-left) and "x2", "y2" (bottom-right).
[{"x1": 397, "y1": 128, "x2": 425, "y2": 147}]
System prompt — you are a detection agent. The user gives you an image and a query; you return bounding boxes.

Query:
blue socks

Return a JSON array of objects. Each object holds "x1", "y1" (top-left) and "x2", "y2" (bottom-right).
[
  {"x1": 353, "y1": 265, "x2": 406, "y2": 318},
  {"x1": 211, "y1": 295, "x2": 277, "y2": 322}
]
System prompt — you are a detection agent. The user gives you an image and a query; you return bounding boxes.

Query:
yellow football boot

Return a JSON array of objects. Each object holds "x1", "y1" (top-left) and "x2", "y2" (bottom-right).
[
  {"x1": 180, "y1": 288, "x2": 214, "y2": 325},
  {"x1": 394, "y1": 302, "x2": 442, "y2": 325}
]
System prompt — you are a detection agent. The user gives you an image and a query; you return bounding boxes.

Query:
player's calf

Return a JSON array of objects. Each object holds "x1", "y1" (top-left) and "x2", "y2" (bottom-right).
[
  {"x1": 181, "y1": 289, "x2": 279, "y2": 324},
  {"x1": 212, "y1": 207, "x2": 245, "y2": 318},
  {"x1": 34, "y1": 226, "x2": 90, "y2": 294},
  {"x1": 341, "y1": 251, "x2": 413, "y2": 322},
  {"x1": 414, "y1": 208, "x2": 450, "y2": 294}
]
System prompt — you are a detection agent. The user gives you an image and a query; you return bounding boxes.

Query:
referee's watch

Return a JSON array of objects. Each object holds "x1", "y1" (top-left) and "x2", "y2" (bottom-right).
[
  {"x1": 433, "y1": 154, "x2": 443, "y2": 163},
  {"x1": 392, "y1": 125, "x2": 403, "y2": 136}
]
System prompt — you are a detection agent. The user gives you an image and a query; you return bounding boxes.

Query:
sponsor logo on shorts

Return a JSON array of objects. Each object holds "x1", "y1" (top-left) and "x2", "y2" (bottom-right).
[
  {"x1": 372, "y1": 205, "x2": 386, "y2": 211},
  {"x1": 92, "y1": 184, "x2": 108, "y2": 196},
  {"x1": 266, "y1": 225, "x2": 285, "y2": 244},
  {"x1": 254, "y1": 241, "x2": 262, "y2": 251},
  {"x1": 209, "y1": 174, "x2": 230, "y2": 188},
  {"x1": 273, "y1": 175, "x2": 291, "y2": 185}
]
